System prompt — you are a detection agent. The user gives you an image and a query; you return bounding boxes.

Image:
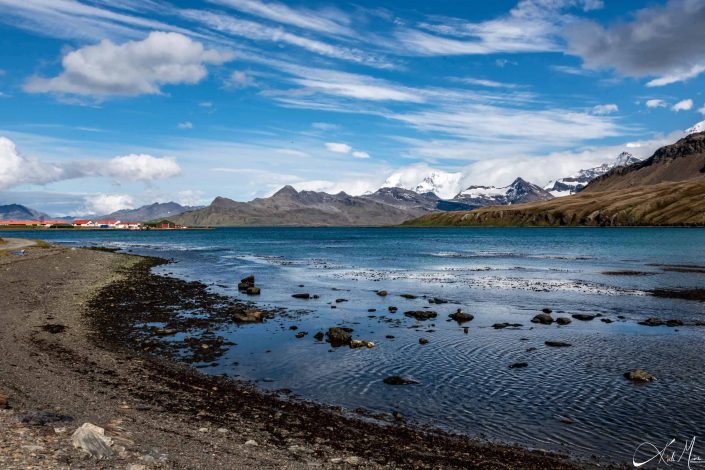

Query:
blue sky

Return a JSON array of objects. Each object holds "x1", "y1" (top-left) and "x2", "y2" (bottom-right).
[{"x1": 0, "y1": 0, "x2": 704, "y2": 215}]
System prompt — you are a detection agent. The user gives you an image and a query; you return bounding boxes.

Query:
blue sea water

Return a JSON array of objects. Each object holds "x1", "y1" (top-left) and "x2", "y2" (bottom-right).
[{"x1": 5, "y1": 227, "x2": 705, "y2": 463}]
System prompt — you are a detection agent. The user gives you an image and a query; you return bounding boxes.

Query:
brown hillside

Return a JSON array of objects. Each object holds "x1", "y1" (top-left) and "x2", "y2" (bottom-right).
[
  {"x1": 404, "y1": 177, "x2": 705, "y2": 227},
  {"x1": 583, "y1": 132, "x2": 705, "y2": 193}
]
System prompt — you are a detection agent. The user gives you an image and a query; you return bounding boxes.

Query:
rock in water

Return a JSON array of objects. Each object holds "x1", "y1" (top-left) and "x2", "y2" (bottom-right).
[
  {"x1": 418, "y1": 338, "x2": 429, "y2": 345},
  {"x1": 233, "y1": 309, "x2": 264, "y2": 323},
  {"x1": 545, "y1": 341, "x2": 572, "y2": 347},
  {"x1": 245, "y1": 286, "x2": 260, "y2": 295},
  {"x1": 350, "y1": 339, "x2": 375, "y2": 349},
  {"x1": 638, "y1": 317, "x2": 664, "y2": 326},
  {"x1": 326, "y1": 327, "x2": 353, "y2": 346},
  {"x1": 556, "y1": 317, "x2": 572, "y2": 325},
  {"x1": 509, "y1": 362, "x2": 528, "y2": 369},
  {"x1": 542, "y1": 308, "x2": 553, "y2": 314},
  {"x1": 72, "y1": 423, "x2": 113, "y2": 459},
  {"x1": 376, "y1": 290, "x2": 388, "y2": 297},
  {"x1": 388, "y1": 306, "x2": 398, "y2": 313},
  {"x1": 313, "y1": 331, "x2": 324, "y2": 341},
  {"x1": 572, "y1": 314, "x2": 596, "y2": 321},
  {"x1": 383, "y1": 376, "x2": 420, "y2": 385},
  {"x1": 624, "y1": 369, "x2": 656, "y2": 382},
  {"x1": 292, "y1": 293, "x2": 311, "y2": 299},
  {"x1": 531, "y1": 313, "x2": 554, "y2": 325},
  {"x1": 400, "y1": 294, "x2": 417, "y2": 299},
  {"x1": 404, "y1": 310, "x2": 438, "y2": 321},
  {"x1": 449, "y1": 309, "x2": 474, "y2": 323}
]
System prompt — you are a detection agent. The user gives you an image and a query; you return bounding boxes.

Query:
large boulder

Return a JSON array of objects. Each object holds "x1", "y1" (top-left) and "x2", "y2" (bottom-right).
[
  {"x1": 326, "y1": 327, "x2": 353, "y2": 347},
  {"x1": 404, "y1": 310, "x2": 438, "y2": 321},
  {"x1": 449, "y1": 309, "x2": 474, "y2": 323}
]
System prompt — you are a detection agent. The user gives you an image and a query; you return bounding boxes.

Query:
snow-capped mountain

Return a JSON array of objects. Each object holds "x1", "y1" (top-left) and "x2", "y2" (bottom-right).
[
  {"x1": 544, "y1": 152, "x2": 642, "y2": 197},
  {"x1": 685, "y1": 119, "x2": 705, "y2": 135},
  {"x1": 453, "y1": 178, "x2": 554, "y2": 207},
  {"x1": 381, "y1": 167, "x2": 463, "y2": 199}
]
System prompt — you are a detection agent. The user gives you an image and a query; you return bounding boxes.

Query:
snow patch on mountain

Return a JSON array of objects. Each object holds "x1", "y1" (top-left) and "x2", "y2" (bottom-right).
[
  {"x1": 382, "y1": 165, "x2": 463, "y2": 199},
  {"x1": 685, "y1": 119, "x2": 705, "y2": 135},
  {"x1": 454, "y1": 178, "x2": 553, "y2": 206},
  {"x1": 544, "y1": 152, "x2": 641, "y2": 197}
]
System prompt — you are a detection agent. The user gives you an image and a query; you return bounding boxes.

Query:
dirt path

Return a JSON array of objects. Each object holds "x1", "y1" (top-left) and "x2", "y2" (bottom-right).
[{"x1": 0, "y1": 244, "x2": 592, "y2": 469}]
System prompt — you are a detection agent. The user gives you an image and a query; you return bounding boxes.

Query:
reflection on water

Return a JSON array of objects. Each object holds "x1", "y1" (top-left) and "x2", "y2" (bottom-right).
[{"x1": 5, "y1": 227, "x2": 705, "y2": 462}]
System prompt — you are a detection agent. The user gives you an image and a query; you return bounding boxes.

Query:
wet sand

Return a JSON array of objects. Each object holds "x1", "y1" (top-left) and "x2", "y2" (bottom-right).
[{"x1": 0, "y1": 241, "x2": 590, "y2": 469}]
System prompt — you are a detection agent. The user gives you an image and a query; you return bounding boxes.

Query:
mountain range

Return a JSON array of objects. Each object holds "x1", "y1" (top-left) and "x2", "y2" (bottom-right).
[
  {"x1": 405, "y1": 131, "x2": 705, "y2": 227},
  {"x1": 102, "y1": 202, "x2": 200, "y2": 222},
  {"x1": 543, "y1": 152, "x2": 642, "y2": 197},
  {"x1": 0, "y1": 204, "x2": 50, "y2": 221}
]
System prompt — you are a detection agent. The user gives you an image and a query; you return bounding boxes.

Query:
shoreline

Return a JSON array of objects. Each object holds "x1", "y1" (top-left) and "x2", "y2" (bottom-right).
[{"x1": 0, "y1": 242, "x2": 596, "y2": 468}]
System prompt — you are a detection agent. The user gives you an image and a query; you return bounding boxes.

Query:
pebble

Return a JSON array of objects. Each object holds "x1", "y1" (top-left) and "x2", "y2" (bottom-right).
[{"x1": 245, "y1": 439, "x2": 258, "y2": 446}]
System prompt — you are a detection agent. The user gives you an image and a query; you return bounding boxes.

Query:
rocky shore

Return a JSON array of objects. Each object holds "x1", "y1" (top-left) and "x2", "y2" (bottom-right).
[{"x1": 0, "y1": 241, "x2": 590, "y2": 469}]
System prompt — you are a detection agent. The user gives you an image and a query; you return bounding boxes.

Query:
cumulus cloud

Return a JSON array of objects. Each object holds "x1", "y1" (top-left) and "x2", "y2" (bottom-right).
[
  {"x1": 0, "y1": 136, "x2": 181, "y2": 190},
  {"x1": 565, "y1": 0, "x2": 705, "y2": 86},
  {"x1": 592, "y1": 103, "x2": 618, "y2": 115},
  {"x1": 646, "y1": 99, "x2": 667, "y2": 109},
  {"x1": 24, "y1": 32, "x2": 233, "y2": 97},
  {"x1": 325, "y1": 142, "x2": 370, "y2": 159},
  {"x1": 82, "y1": 193, "x2": 135, "y2": 215},
  {"x1": 672, "y1": 99, "x2": 693, "y2": 112},
  {"x1": 177, "y1": 121, "x2": 193, "y2": 129},
  {"x1": 325, "y1": 142, "x2": 352, "y2": 154},
  {"x1": 699, "y1": 104, "x2": 705, "y2": 116}
]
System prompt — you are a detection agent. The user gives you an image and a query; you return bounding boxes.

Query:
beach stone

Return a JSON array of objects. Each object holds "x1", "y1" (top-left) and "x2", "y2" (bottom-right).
[
  {"x1": 545, "y1": 341, "x2": 571, "y2": 347},
  {"x1": 21, "y1": 410, "x2": 72, "y2": 426},
  {"x1": 383, "y1": 376, "x2": 420, "y2": 385},
  {"x1": 639, "y1": 317, "x2": 664, "y2": 326},
  {"x1": 313, "y1": 331, "x2": 324, "y2": 341},
  {"x1": 624, "y1": 369, "x2": 656, "y2": 382},
  {"x1": 71, "y1": 423, "x2": 113, "y2": 460},
  {"x1": 233, "y1": 309, "x2": 264, "y2": 323},
  {"x1": 556, "y1": 317, "x2": 572, "y2": 325},
  {"x1": 449, "y1": 309, "x2": 474, "y2": 323},
  {"x1": 376, "y1": 290, "x2": 388, "y2": 297},
  {"x1": 350, "y1": 339, "x2": 374, "y2": 349},
  {"x1": 292, "y1": 293, "x2": 310, "y2": 299},
  {"x1": 531, "y1": 313, "x2": 554, "y2": 325},
  {"x1": 345, "y1": 456, "x2": 360, "y2": 465},
  {"x1": 245, "y1": 439, "x2": 258, "y2": 446},
  {"x1": 404, "y1": 310, "x2": 437, "y2": 321},
  {"x1": 572, "y1": 314, "x2": 596, "y2": 321},
  {"x1": 419, "y1": 338, "x2": 429, "y2": 345},
  {"x1": 326, "y1": 327, "x2": 353, "y2": 347},
  {"x1": 245, "y1": 286, "x2": 260, "y2": 295}
]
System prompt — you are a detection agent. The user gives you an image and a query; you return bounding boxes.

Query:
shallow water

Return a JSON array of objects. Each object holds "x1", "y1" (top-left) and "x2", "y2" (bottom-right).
[{"x1": 6, "y1": 227, "x2": 705, "y2": 463}]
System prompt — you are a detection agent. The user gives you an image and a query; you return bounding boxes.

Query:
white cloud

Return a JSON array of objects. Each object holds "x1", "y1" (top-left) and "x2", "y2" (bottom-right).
[
  {"x1": 325, "y1": 142, "x2": 352, "y2": 154},
  {"x1": 0, "y1": 136, "x2": 181, "y2": 190},
  {"x1": 395, "y1": 0, "x2": 601, "y2": 56},
  {"x1": 228, "y1": 70, "x2": 255, "y2": 88},
  {"x1": 592, "y1": 103, "x2": 618, "y2": 115},
  {"x1": 699, "y1": 105, "x2": 705, "y2": 116},
  {"x1": 181, "y1": 10, "x2": 388, "y2": 68},
  {"x1": 456, "y1": 77, "x2": 518, "y2": 88},
  {"x1": 177, "y1": 121, "x2": 193, "y2": 129},
  {"x1": 24, "y1": 31, "x2": 233, "y2": 97},
  {"x1": 352, "y1": 151, "x2": 370, "y2": 159},
  {"x1": 210, "y1": 0, "x2": 352, "y2": 36},
  {"x1": 646, "y1": 99, "x2": 667, "y2": 109},
  {"x1": 312, "y1": 122, "x2": 339, "y2": 131},
  {"x1": 82, "y1": 193, "x2": 135, "y2": 215},
  {"x1": 104, "y1": 154, "x2": 181, "y2": 181},
  {"x1": 646, "y1": 65, "x2": 705, "y2": 88},
  {"x1": 199, "y1": 101, "x2": 213, "y2": 108},
  {"x1": 672, "y1": 99, "x2": 693, "y2": 112}
]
